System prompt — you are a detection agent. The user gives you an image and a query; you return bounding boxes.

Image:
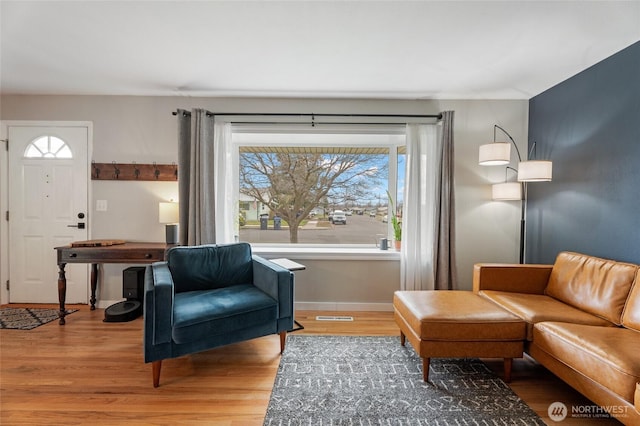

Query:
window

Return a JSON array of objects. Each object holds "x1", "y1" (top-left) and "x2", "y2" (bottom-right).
[
  {"x1": 233, "y1": 128, "x2": 405, "y2": 247},
  {"x1": 24, "y1": 136, "x2": 73, "y2": 158}
]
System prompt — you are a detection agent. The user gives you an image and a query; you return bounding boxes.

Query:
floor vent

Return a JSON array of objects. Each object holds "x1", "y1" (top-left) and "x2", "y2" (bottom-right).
[{"x1": 315, "y1": 315, "x2": 354, "y2": 321}]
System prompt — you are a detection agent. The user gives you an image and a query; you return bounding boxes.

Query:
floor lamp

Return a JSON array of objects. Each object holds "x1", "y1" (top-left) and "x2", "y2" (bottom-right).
[
  {"x1": 491, "y1": 168, "x2": 526, "y2": 263},
  {"x1": 479, "y1": 125, "x2": 552, "y2": 263}
]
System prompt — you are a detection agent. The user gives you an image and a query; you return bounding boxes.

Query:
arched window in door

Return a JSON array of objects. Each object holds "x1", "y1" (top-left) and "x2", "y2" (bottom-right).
[{"x1": 23, "y1": 135, "x2": 73, "y2": 158}]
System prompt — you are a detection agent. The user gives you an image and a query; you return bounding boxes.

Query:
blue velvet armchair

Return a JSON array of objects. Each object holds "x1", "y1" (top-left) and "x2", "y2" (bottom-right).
[{"x1": 143, "y1": 243, "x2": 294, "y2": 387}]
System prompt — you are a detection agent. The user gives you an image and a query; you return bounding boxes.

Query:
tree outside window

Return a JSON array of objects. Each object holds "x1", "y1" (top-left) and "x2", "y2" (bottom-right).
[{"x1": 240, "y1": 148, "x2": 388, "y2": 243}]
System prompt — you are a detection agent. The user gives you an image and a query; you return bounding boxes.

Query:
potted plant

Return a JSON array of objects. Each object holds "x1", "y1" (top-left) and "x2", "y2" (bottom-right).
[{"x1": 386, "y1": 190, "x2": 402, "y2": 250}]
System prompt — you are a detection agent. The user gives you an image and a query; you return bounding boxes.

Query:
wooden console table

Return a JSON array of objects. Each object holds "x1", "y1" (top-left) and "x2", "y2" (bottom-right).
[{"x1": 54, "y1": 242, "x2": 171, "y2": 324}]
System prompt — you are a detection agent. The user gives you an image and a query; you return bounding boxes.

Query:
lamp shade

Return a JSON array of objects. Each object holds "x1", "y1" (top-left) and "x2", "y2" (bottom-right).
[
  {"x1": 159, "y1": 202, "x2": 179, "y2": 224},
  {"x1": 492, "y1": 182, "x2": 522, "y2": 201},
  {"x1": 479, "y1": 143, "x2": 511, "y2": 166},
  {"x1": 518, "y1": 161, "x2": 553, "y2": 182}
]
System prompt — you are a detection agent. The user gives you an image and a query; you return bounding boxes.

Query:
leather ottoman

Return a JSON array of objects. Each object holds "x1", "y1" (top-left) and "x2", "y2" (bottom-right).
[{"x1": 393, "y1": 290, "x2": 526, "y2": 382}]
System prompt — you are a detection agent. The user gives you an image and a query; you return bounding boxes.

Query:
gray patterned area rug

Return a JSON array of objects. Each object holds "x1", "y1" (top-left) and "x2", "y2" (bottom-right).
[
  {"x1": 0, "y1": 307, "x2": 77, "y2": 330},
  {"x1": 264, "y1": 335, "x2": 544, "y2": 425}
]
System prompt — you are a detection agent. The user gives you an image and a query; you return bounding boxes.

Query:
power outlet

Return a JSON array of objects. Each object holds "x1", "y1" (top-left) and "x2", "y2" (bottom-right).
[{"x1": 96, "y1": 200, "x2": 107, "y2": 211}]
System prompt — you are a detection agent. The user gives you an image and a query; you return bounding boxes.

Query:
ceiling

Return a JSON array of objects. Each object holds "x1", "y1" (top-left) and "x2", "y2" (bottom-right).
[{"x1": 1, "y1": 1, "x2": 639, "y2": 100}]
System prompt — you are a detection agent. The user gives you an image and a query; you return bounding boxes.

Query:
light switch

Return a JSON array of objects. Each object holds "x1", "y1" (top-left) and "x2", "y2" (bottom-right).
[{"x1": 96, "y1": 200, "x2": 107, "y2": 211}]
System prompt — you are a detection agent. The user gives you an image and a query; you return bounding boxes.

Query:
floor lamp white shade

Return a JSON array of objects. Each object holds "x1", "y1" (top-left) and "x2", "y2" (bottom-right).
[
  {"x1": 518, "y1": 160, "x2": 553, "y2": 182},
  {"x1": 479, "y1": 143, "x2": 511, "y2": 166},
  {"x1": 492, "y1": 182, "x2": 522, "y2": 201},
  {"x1": 159, "y1": 202, "x2": 179, "y2": 244}
]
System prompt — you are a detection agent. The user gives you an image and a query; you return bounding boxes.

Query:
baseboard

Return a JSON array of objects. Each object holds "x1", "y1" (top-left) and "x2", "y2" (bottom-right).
[{"x1": 295, "y1": 301, "x2": 393, "y2": 312}]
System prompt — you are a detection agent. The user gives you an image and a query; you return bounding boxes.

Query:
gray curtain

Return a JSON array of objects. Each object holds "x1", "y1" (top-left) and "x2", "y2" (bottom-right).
[
  {"x1": 400, "y1": 113, "x2": 457, "y2": 291},
  {"x1": 434, "y1": 111, "x2": 457, "y2": 290},
  {"x1": 177, "y1": 108, "x2": 217, "y2": 245}
]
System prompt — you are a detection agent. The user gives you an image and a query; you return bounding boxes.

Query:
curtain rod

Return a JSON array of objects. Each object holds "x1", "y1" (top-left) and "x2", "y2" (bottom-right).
[
  {"x1": 172, "y1": 110, "x2": 442, "y2": 121},
  {"x1": 229, "y1": 121, "x2": 412, "y2": 126}
]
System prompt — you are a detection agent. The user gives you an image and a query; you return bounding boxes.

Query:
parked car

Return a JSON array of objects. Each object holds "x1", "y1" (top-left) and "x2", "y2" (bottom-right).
[
  {"x1": 382, "y1": 215, "x2": 388, "y2": 223},
  {"x1": 369, "y1": 211, "x2": 376, "y2": 218},
  {"x1": 345, "y1": 209, "x2": 353, "y2": 216},
  {"x1": 331, "y1": 210, "x2": 347, "y2": 225}
]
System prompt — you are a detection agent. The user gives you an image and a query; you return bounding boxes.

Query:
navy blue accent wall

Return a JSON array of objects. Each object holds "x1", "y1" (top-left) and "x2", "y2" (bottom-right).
[{"x1": 527, "y1": 41, "x2": 640, "y2": 264}]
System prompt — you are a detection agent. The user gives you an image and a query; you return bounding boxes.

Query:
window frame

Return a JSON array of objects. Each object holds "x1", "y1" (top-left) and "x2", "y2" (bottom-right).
[{"x1": 231, "y1": 123, "x2": 405, "y2": 257}]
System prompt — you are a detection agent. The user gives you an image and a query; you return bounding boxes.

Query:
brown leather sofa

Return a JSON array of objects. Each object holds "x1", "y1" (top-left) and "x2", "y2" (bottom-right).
[{"x1": 473, "y1": 251, "x2": 640, "y2": 425}]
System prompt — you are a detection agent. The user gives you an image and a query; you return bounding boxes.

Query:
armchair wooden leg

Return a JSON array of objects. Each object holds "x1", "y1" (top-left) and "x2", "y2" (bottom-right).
[
  {"x1": 400, "y1": 331, "x2": 406, "y2": 346},
  {"x1": 279, "y1": 331, "x2": 287, "y2": 353},
  {"x1": 152, "y1": 360, "x2": 162, "y2": 388}
]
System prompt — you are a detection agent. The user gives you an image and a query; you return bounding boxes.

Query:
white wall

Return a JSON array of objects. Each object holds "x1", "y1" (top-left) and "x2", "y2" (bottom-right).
[{"x1": 0, "y1": 95, "x2": 527, "y2": 307}]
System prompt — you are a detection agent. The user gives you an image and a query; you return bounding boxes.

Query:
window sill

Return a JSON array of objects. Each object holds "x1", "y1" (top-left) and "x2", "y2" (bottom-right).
[{"x1": 251, "y1": 245, "x2": 401, "y2": 261}]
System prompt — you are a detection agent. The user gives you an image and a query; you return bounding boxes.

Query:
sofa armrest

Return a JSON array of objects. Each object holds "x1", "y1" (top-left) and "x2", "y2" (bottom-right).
[
  {"x1": 473, "y1": 263, "x2": 553, "y2": 294},
  {"x1": 252, "y1": 255, "x2": 294, "y2": 321},
  {"x1": 144, "y1": 262, "x2": 174, "y2": 345}
]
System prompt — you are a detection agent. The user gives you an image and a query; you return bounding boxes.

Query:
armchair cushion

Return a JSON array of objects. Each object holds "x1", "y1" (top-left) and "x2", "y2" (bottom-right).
[
  {"x1": 167, "y1": 243, "x2": 253, "y2": 292},
  {"x1": 172, "y1": 284, "x2": 277, "y2": 344}
]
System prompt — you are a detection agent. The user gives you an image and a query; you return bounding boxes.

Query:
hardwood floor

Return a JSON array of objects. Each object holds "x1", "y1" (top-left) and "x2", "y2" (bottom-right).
[{"x1": 1, "y1": 305, "x2": 622, "y2": 425}]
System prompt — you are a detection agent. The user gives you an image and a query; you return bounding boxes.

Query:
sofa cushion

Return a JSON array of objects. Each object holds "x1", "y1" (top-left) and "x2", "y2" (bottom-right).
[
  {"x1": 622, "y1": 272, "x2": 640, "y2": 332},
  {"x1": 480, "y1": 290, "x2": 613, "y2": 340},
  {"x1": 172, "y1": 284, "x2": 277, "y2": 344},
  {"x1": 167, "y1": 243, "x2": 253, "y2": 292},
  {"x1": 545, "y1": 252, "x2": 638, "y2": 325},
  {"x1": 532, "y1": 322, "x2": 640, "y2": 404}
]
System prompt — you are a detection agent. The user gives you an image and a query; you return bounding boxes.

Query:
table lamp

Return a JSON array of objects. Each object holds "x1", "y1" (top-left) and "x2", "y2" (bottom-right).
[{"x1": 159, "y1": 201, "x2": 179, "y2": 244}]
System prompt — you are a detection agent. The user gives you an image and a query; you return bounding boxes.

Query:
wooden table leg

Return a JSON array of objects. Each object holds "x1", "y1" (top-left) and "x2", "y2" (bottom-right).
[
  {"x1": 57, "y1": 263, "x2": 67, "y2": 325},
  {"x1": 90, "y1": 263, "x2": 98, "y2": 310}
]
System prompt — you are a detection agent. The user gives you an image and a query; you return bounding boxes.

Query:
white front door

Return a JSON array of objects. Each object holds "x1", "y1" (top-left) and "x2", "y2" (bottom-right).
[{"x1": 8, "y1": 124, "x2": 90, "y2": 303}]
